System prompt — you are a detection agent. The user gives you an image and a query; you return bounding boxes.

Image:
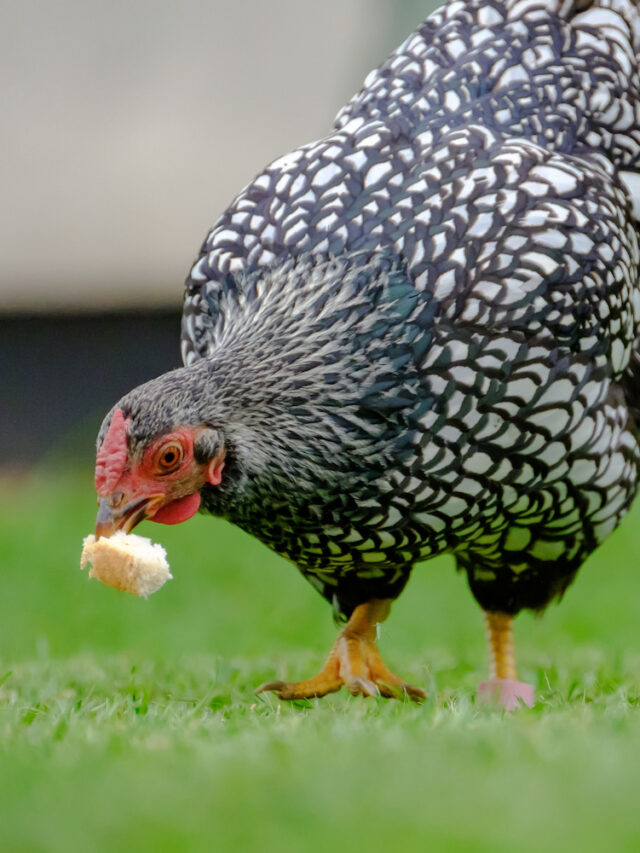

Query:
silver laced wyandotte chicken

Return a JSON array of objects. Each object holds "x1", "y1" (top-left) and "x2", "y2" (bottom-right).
[{"x1": 93, "y1": 0, "x2": 640, "y2": 709}]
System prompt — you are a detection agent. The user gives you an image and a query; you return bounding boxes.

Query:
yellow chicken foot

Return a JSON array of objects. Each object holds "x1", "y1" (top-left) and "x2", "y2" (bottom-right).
[
  {"x1": 477, "y1": 611, "x2": 535, "y2": 710},
  {"x1": 256, "y1": 598, "x2": 426, "y2": 702}
]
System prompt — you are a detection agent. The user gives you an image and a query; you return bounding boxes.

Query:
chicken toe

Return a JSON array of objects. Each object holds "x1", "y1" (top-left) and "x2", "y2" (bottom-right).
[{"x1": 256, "y1": 599, "x2": 426, "y2": 702}]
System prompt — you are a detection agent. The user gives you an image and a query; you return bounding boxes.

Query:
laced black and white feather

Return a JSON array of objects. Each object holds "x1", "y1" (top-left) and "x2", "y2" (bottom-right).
[{"x1": 158, "y1": 0, "x2": 640, "y2": 616}]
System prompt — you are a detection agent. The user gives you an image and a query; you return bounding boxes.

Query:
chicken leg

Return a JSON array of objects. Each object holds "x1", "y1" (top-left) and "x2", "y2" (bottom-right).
[
  {"x1": 256, "y1": 598, "x2": 426, "y2": 701},
  {"x1": 477, "y1": 611, "x2": 535, "y2": 710}
]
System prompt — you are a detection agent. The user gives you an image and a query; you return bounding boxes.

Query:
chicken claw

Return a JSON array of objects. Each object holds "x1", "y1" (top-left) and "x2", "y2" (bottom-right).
[{"x1": 256, "y1": 599, "x2": 426, "y2": 702}]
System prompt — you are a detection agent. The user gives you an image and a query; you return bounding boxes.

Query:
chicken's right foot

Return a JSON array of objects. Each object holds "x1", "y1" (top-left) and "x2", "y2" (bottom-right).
[{"x1": 256, "y1": 599, "x2": 426, "y2": 702}]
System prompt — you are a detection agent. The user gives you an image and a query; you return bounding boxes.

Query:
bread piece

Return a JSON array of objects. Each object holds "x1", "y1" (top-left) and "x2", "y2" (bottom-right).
[{"x1": 80, "y1": 531, "x2": 172, "y2": 598}]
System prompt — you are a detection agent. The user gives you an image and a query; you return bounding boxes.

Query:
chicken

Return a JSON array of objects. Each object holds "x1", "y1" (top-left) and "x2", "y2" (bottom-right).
[{"x1": 93, "y1": 0, "x2": 640, "y2": 709}]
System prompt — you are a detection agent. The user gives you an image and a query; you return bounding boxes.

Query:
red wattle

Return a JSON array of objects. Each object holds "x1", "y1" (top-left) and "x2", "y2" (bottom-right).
[{"x1": 152, "y1": 493, "x2": 201, "y2": 525}]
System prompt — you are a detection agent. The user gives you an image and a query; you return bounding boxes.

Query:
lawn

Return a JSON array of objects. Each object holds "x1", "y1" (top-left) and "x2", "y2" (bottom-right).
[{"x1": 2, "y1": 465, "x2": 640, "y2": 852}]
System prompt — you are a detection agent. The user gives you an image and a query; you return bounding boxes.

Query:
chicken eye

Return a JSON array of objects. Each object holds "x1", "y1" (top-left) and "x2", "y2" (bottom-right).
[{"x1": 156, "y1": 443, "x2": 184, "y2": 473}]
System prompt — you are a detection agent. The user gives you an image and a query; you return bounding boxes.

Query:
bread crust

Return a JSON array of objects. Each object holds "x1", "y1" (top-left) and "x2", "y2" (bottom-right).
[{"x1": 80, "y1": 532, "x2": 172, "y2": 597}]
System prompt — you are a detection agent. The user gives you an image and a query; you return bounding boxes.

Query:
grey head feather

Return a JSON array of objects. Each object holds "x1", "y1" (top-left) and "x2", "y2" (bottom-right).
[{"x1": 97, "y1": 250, "x2": 434, "y2": 511}]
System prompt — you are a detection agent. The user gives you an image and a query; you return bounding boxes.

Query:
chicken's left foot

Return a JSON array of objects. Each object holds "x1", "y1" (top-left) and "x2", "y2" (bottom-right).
[
  {"x1": 256, "y1": 599, "x2": 426, "y2": 702},
  {"x1": 477, "y1": 611, "x2": 535, "y2": 710}
]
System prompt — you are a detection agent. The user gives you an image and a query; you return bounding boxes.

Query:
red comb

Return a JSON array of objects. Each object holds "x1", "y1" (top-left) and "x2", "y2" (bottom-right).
[{"x1": 95, "y1": 408, "x2": 128, "y2": 495}]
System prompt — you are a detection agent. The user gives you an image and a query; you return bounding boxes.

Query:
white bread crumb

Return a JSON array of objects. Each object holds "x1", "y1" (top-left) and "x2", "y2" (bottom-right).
[{"x1": 80, "y1": 531, "x2": 172, "y2": 598}]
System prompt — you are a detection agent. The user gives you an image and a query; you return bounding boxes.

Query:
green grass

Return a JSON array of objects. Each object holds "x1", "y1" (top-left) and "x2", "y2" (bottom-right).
[{"x1": 2, "y1": 466, "x2": 640, "y2": 852}]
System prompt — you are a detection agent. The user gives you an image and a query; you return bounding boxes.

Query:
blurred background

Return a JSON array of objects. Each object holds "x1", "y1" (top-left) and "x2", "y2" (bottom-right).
[
  {"x1": 5, "y1": 7, "x2": 640, "y2": 850},
  {"x1": 2, "y1": 0, "x2": 433, "y2": 468},
  {"x1": 4, "y1": 0, "x2": 640, "y2": 686}
]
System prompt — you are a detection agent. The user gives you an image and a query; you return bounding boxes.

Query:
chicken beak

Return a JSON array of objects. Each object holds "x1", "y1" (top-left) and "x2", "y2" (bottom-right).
[{"x1": 95, "y1": 495, "x2": 162, "y2": 539}]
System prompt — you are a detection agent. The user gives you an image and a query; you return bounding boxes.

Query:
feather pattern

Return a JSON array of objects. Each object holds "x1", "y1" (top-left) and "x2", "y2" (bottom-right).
[{"x1": 110, "y1": 0, "x2": 640, "y2": 617}]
